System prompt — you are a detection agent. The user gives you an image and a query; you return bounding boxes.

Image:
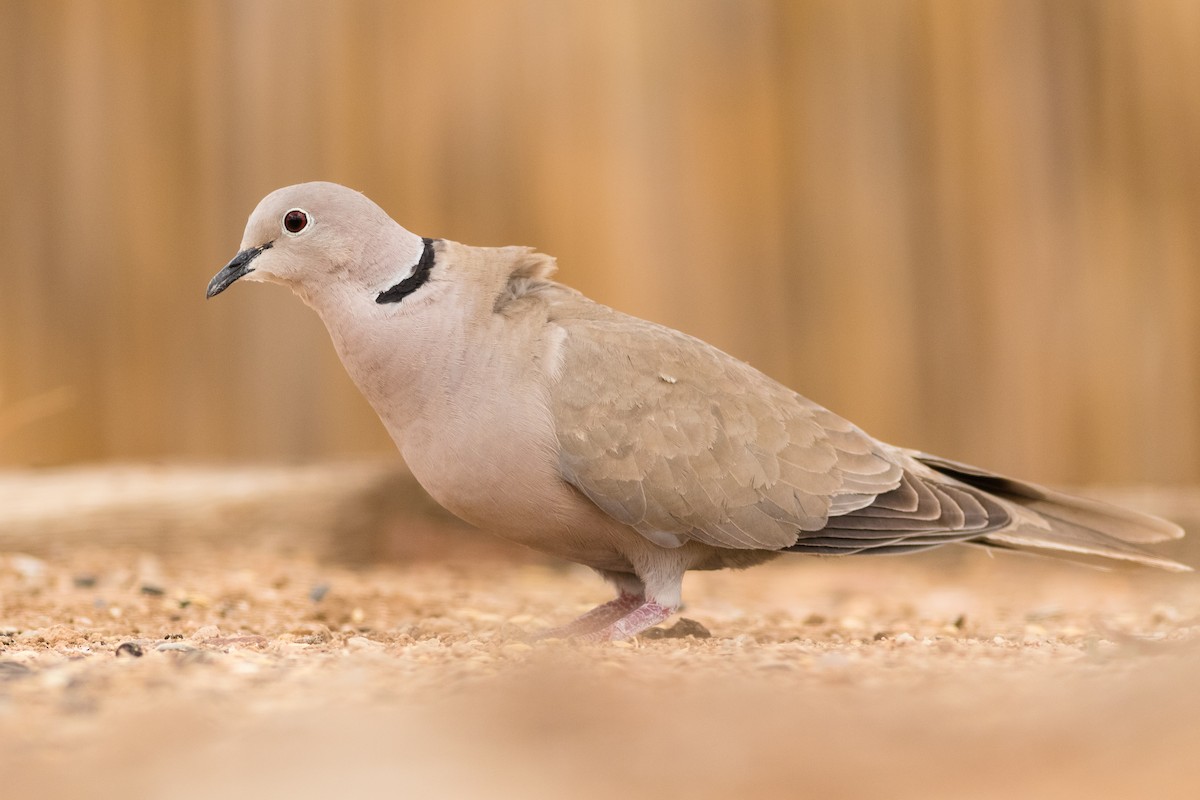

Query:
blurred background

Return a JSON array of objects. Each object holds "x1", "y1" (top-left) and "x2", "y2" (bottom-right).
[
  {"x1": 1, "y1": 0, "x2": 1198, "y2": 486},
  {"x1": 3, "y1": 6, "x2": 1200, "y2": 793}
]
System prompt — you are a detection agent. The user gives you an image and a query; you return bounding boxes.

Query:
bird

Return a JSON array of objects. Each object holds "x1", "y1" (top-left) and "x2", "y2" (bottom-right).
[{"x1": 207, "y1": 181, "x2": 1189, "y2": 641}]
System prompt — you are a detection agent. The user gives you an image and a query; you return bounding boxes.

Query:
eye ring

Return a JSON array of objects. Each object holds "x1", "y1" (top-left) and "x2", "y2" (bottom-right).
[{"x1": 282, "y1": 208, "x2": 310, "y2": 235}]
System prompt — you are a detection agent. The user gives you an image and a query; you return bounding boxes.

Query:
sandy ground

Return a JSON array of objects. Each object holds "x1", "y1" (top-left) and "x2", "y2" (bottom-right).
[{"x1": 2, "y1": 523, "x2": 1199, "y2": 800}]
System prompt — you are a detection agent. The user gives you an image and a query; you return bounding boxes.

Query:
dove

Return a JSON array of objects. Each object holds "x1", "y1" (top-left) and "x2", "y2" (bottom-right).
[{"x1": 207, "y1": 182, "x2": 1189, "y2": 641}]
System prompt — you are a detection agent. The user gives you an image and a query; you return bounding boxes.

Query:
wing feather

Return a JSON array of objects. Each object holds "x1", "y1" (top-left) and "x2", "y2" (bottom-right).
[
  {"x1": 550, "y1": 305, "x2": 904, "y2": 550},
  {"x1": 516, "y1": 277, "x2": 1185, "y2": 570}
]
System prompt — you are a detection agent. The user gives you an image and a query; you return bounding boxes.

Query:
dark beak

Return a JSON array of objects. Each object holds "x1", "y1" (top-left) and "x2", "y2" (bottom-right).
[{"x1": 206, "y1": 242, "x2": 272, "y2": 298}]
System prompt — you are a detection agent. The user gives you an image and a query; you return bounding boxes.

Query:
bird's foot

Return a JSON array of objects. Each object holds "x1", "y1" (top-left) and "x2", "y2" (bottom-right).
[
  {"x1": 529, "y1": 592, "x2": 645, "y2": 640},
  {"x1": 574, "y1": 601, "x2": 676, "y2": 643}
]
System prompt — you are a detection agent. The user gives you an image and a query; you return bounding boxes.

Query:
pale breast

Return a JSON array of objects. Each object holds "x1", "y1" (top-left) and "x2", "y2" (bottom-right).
[{"x1": 396, "y1": 371, "x2": 637, "y2": 570}]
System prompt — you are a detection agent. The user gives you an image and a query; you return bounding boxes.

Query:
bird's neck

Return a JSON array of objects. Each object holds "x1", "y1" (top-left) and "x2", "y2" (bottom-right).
[
  {"x1": 301, "y1": 240, "x2": 537, "y2": 446},
  {"x1": 305, "y1": 281, "x2": 490, "y2": 447}
]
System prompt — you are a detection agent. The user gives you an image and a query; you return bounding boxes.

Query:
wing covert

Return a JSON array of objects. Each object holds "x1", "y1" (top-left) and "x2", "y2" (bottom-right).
[{"x1": 550, "y1": 311, "x2": 905, "y2": 550}]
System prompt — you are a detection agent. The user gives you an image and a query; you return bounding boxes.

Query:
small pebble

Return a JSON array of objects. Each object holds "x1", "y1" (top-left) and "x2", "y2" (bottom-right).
[
  {"x1": 73, "y1": 575, "x2": 98, "y2": 589},
  {"x1": 140, "y1": 584, "x2": 166, "y2": 597},
  {"x1": 308, "y1": 584, "x2": 330, "y2": 602},
  {"x1": 10, "y1": 555, "x2": 47, "y2": 581},
  {"x1": 641, "y1": 618, "x2": 712, "y2": 640},
  {"x1": 191, "y1": 625, "x2": 221, "y2": 640},
  {"x1": 155, "y1": 642, "x2": 197, "y2": 653},
  {"x1": 115, "y1": 642, "x2": 144, "y2": 658},
  {"x1": 346, "y1": 636, "x2": 384, "y2": 651},
  {"x1": 894, "y1": 632, "x2": 916, "y2": 645}
]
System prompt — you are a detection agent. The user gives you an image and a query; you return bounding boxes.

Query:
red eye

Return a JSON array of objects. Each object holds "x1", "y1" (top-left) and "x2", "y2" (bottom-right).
[{"x1": 283, "y1": 209, "x2": 308, "y2": 233}]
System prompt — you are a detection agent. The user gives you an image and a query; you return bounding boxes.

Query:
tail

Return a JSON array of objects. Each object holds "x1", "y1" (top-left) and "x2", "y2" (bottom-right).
[{"x1": 909, "y1": 451, "x2": 1191, "y2": 572}]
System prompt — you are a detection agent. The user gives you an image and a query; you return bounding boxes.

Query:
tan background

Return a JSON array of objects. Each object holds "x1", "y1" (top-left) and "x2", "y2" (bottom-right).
[{"x1": 1, "y1": 0, "x2": 1197, "y2": 484}]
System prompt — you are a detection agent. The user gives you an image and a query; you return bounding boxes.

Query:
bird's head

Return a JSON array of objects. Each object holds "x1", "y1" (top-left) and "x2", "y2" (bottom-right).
[{"x1": 206, "y1": 182, "x2": 426, "y2": 305}]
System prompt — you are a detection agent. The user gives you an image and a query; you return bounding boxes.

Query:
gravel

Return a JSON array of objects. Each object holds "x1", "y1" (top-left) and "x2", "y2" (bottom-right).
[{"x1": 0, "y1": 538, "x2": 1197, "y2": 799}]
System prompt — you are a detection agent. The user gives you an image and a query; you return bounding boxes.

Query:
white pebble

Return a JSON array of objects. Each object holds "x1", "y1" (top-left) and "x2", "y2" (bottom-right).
[
  {"x1": 10, "y1": 555, "x2": 47, "y2": 581},
  {"x1": 347, "y1": 636, "x2": 384, "y2": 651},
  {"x1": 191, "y1": 625, "x2": 221, "y2": 640}
]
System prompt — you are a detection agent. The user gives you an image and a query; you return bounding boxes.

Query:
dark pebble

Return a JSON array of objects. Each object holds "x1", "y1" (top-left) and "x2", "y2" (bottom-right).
[
  {"x1": 73, "y1": 574, "x2": 98, "y2": 589},
  {"x1": 140, "y1": 584, "x2": 166, "y2": 596},
  {"x1": 115, "y1": 642, "x2": 144, "y2": 658},
  {"x1": 309, "y1": 584, "x2": 331, "y2": 602},
  {"x1": 641, "y1": 617, "x2": 713, "y2": 640}
]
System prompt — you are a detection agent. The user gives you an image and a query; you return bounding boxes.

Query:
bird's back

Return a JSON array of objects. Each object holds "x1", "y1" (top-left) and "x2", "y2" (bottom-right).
[{"x1": 530, "y1": 275, "x2": 1188, "y2": 572}]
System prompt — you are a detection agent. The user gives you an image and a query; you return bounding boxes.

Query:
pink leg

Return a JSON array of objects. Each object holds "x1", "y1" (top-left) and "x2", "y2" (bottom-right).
[
  {"x1": 575, "y1": 600, "x2": 676, "y2": 643},
  {"x1": 531, "y1": 592, "x2": 645, "y2": 640}
]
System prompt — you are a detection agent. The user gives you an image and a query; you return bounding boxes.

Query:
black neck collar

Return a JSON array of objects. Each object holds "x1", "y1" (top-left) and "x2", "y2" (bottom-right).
[{"x1": 376, "y1": 238, "x2": 437, "y2": 304}]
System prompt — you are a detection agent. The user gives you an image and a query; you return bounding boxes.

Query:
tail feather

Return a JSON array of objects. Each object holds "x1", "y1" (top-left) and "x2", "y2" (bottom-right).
[
  {"x1": 983, "y1": 520, "x2": 1191, "y2": 572},
  {"x1": 908, "y1": 451, "x2": 1191, "y2": 572}
]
